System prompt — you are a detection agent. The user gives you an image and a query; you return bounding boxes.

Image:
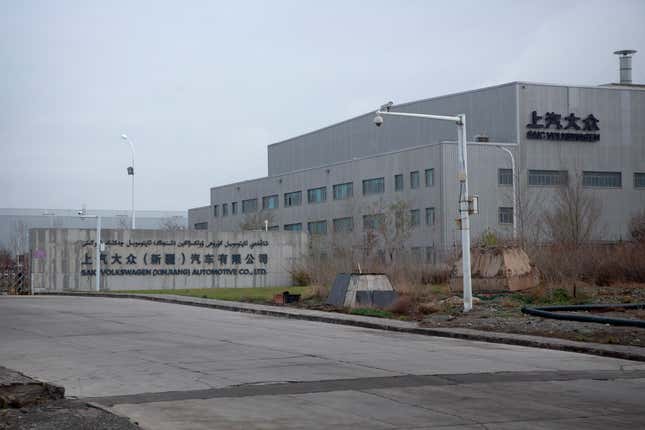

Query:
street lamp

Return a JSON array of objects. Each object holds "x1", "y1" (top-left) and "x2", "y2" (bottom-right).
[
  {"x1": 120, "y1": 134, "x2": 136, "y2": 229},
  {"x1": 374, "y1": 103, "x2": 475, "y2": 312},
  {"x1": 496, "y1": 146, "x2": 517, "y2": 240},
  {"x1": 443, "y1": 140, "x2": 519, "y2": 241},
  {"x1": 78, "y1": 209, "x2": 102, "y2": 292}
]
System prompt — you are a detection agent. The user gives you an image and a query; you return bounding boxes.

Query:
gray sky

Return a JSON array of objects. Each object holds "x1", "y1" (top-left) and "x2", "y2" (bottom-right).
[{"x1": 2, "y1": 0, "x2": 644, "y2": 212}]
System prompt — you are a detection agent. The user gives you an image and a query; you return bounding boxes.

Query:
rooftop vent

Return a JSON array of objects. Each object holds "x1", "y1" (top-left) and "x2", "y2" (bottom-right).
[{"x1": 613, "y1": 50, "x2": 637, "y2": 84}]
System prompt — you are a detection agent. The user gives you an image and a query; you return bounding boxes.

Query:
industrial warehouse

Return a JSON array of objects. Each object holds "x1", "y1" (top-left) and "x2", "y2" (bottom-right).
[{"x1": 189, "y1": 61, "x2": 645, "y2": 260}]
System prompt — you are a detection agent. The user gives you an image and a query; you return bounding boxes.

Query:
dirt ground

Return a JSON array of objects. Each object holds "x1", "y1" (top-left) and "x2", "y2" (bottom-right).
[
  {"x1": 0, "y1": 400, "x2": 139, "y2": 430},
  {"x1": 419, "y1": 284, "x2": 645, "y2": 347}
]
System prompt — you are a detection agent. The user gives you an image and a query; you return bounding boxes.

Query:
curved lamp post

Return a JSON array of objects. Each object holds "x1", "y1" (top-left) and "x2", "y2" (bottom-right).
[{"x1": 120, "y1": 134, "x2": 136, "y2": 229}]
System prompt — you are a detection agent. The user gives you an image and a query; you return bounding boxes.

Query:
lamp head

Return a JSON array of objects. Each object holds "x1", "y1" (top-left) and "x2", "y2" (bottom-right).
[{"x1": 121, "y1": 134, "x2": 128, "y2": 141}]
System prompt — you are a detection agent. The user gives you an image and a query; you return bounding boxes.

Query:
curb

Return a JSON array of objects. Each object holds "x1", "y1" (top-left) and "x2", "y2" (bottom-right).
[{"x1": 36, "y1": 291, "x2": 645, "y2": 363}]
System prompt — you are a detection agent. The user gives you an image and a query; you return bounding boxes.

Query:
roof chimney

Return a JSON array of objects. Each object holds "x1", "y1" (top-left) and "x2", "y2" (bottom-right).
[{"x1": 613, "y1": 50, "x2": 637, "y2": 84}]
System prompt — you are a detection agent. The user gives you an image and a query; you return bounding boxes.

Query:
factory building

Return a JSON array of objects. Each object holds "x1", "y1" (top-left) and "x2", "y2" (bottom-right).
[{"x1": 189, "y1": 57, "x2": 644, "y2": 260}]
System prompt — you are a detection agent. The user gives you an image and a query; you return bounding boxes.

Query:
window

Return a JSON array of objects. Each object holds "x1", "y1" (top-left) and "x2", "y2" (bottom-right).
[
  {"x1": 425, "y1": 207, "x2": 435, "y2": 225},
  {"x1": 222, "y1": 203, "x2": 228, "y2": 217},
  {"x1": 242, "y1": 198, "x2": 257, "y2": 214},
  {"x1": 213, "y1": 205, "x2": 219, "y2": 217},
  {"x1": 411, "y1": 247, "x2": 423, "y2": 261},
  {"x1": 394, "y1": 174, "x2": 404, "y2": 191},
  {"x1": 410, "y1": 171, "x2": 420, "y2": 189},
  {"x1": 284, "y1": 191, "x2": 302, "y2": 207},
  {"x1": 425, "y1": 169, "x2": 434, "y2": 187},
  {"x1": 268, "y1": 225, "x2": 280, "y2": 231},
  {"x1": 528, "y1": 170, "x2": 568, "y2": 186},
  {"x1": 363, "y1": 214, "x2": 385, "y2": 231},
  {"x1": 498, "y1": 168, "x2": 513, "y2": 186},
  {"x1": 262, "y1": 194, "x2": 279, "y2": 210},
  {"x1": 231, "y1": 202, "x2": 238, "y2": 215},
  {"x1": 307, "y1": 187, "x2": 327, "y2": 204},
  {"x1": 426, "y1": 246, "x2": 437, "y2": 265},
  {"x1": 499, "y1": 207, "x2": 514, "y2": 224},
  {"x1": 308, "y1": 220, "x2": 327, "y2": 235},
  {"x1": 284, "y1": 223, "x2": 302, "y2": 231},
  {"x1": 194, "y1": 222, "x2": 208, "y2": 230},
  {"x1": 333, "y1": 217, "x2": 354, "y2": 233},
  {"x1": 410, "y1": 209, "x2": 420, "y2": 227},
  {"x1": 333, "y1": 182, "x2": 353, "y2": 200},
  {"x1": 635, "y1": 173, "x2": 645, "y2": 188},
  {"x1": 583, "y1": 171, "x2": 622, "y2": 188},
  {"x1": 363, "y1": 177, "x2": 385, "y2": 195}
]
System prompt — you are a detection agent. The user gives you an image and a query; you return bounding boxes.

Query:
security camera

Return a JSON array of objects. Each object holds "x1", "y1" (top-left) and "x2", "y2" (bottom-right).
[
  {"x1": 373, "y1": 114, "x2": 384, "y2": 127},
  {"x1": 77, "y1": 210, "x2": 83, "y2": 215}
]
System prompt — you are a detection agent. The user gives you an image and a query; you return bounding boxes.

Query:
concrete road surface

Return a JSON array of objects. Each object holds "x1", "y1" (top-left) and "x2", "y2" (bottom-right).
[{"x1": 1, "y1": 296, "x2": 644, "y2": 429}]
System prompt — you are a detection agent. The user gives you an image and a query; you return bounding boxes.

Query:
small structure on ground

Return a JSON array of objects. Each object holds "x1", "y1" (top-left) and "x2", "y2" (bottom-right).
[
  {"x1": 326, "y1": 273, "x2": 398, "y2": 308},
  {"x1": 450, "y1": 246, "x2": 540, "y2": 293}
]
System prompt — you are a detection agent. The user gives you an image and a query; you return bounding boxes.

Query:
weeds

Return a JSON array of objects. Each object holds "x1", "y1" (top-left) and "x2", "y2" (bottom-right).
[{"x1": 350, "y1": 308, "x2": 393, "y2": 318}]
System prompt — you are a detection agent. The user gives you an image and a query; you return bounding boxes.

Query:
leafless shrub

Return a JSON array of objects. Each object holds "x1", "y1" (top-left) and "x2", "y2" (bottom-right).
[
  {"x1": 240, "y1": 212, "x2": 275, "y2": 231},
  {"x1": 629, "y1": 210, "x2": 645, "y2": 243},
  {"x1": 159, "y1": 216, "x2": 186, "y2": 231},
  {"x1": 544, "y1": 176, "x2": 601, "y2": 247}
]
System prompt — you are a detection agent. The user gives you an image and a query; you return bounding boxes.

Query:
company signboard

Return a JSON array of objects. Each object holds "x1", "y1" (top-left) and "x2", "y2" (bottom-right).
[
  {"x1": 30, "y1": 229, "x2": 308, "y2": 291},
  {"x1": 525, "y1": 110, "x2": 600, "y2": 142}
]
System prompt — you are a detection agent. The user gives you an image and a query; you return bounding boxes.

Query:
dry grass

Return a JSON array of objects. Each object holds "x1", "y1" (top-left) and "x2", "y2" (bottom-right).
[{"x1": 528, "y1": 242, "x2": 645, "y2": 286}]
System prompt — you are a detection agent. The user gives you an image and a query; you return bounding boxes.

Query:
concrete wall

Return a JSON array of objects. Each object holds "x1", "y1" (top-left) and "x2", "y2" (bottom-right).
[
  {"x1": 30, "y1": 229, "x2": 308, "y2": 292},
  {"x1": 1, "y1": 208, "x2": 187, "y2": 256}
]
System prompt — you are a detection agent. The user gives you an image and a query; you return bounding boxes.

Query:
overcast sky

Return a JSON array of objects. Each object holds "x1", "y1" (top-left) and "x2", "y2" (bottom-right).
[{"x1": 2, "y1": 0, "x2": 644, "y2": 212}]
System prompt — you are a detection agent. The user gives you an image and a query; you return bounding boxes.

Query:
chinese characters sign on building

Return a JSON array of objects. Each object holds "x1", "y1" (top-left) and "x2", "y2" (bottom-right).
[
  {"x1": 79, "y1": 239, "x2": 270, "y2": 277},
  {"x1": 526, "y1": 111, "x2": 600, "y2": 142}
]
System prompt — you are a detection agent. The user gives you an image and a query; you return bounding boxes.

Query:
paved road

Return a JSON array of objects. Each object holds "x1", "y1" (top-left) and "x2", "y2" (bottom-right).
[{"x1": 1, "y1": 296, "x2": 644, "y2": 429}]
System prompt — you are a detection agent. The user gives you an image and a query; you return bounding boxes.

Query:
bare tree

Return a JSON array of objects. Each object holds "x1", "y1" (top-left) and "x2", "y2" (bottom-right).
[
  {"x1": 629, "y1": 210, "x2": 645, "y2": 243},
  {"x1": 9, "y1": 221, "x2": 29, "y2": 257},
  {"x1": 159, "y1": 216, "x2": 186, "y2": 231},
  {"x1": 239, "y1": 211, "x2": 275, "y2": 231},
  {"x1": 116, "y1": 215, "x2": 130, "y2": 230},
  {"x1": 544, "y1": 175, "x2": 602, "y2": 246},
  {"x1": 362, "y1": 199, "x2": 413, "y2": 264}
]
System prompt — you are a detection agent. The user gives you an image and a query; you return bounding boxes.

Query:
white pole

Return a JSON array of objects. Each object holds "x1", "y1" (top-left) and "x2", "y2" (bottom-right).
[
  {"x1": 121, "y1": 135, "x2": 136, "y2": 229},
  {"x1": 498, "y1": 146, "x2": 517, "y2": 240},
  {"x1": 457, "y1": 114, "x2": 473, "y2": 313},
  {"x1": 96, "y1": 216, "x2": 101, "y2": 292},
  {"x1": 129, "y1": 141, "x2": 135, "y2": 229}
]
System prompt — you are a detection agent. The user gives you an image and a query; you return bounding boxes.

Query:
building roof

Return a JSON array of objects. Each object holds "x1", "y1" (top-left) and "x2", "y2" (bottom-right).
[{"x1": 267, "y1": 81, "x2": 645, "y2": 149}]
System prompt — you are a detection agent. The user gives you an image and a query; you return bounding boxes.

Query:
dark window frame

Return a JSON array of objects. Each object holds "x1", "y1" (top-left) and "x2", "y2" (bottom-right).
[
  {"x1": 284, "y1": 191, "x2": 302, "y2": 207},
  {"x1": 582, "y1": 171, "x2": 622, "y2": 188},
  {"x1": 307, "y1": 186, "x2": 327, "y2": 204},
  {"x1": 410, "y1": 171, "x2": 420, "y2": 189},
  {"x1": 499, "y1": 207, "x2": 514, "y2": 224},
  {"x1": 498, "y1": 168, "x2": 513, "y2": 186},
  {"x1": 362, "y1": 177, "x2": 385, "y2": 195},
  {"x1": 262, "y1": 194, "x2": 279, "y2": 210},
  {"x1": 332, "y1": 182, "x2": 353, "y2": 200}
]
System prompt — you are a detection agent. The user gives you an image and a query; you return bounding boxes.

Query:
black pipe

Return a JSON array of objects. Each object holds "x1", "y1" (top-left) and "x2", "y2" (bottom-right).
[{"x1": 521, "y1": 303, "x2": 645, "y2": 328}]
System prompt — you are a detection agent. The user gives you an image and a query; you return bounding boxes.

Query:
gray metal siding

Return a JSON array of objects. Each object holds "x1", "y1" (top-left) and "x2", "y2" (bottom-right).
[
  {"x1": 189, "y1": 82, "x2": 645, "y2": 250},
  {"x1": 518, "y1": 83, "x2": 645, "y2": 240},
  {"x1": 268, "y1": 84, "x2": 518, "y2": 176}
]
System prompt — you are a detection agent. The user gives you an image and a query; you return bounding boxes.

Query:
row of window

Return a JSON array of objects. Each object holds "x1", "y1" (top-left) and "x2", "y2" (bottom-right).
[
  {"x1": 275, "y1": 209, "x2": 437, "y2": 235},
  {"x1": 499, "y1": 170, "x2": 645, "y2": 188},
  {"x1": 213, "y1": 169, "x2": 435, "y2": 217}
]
